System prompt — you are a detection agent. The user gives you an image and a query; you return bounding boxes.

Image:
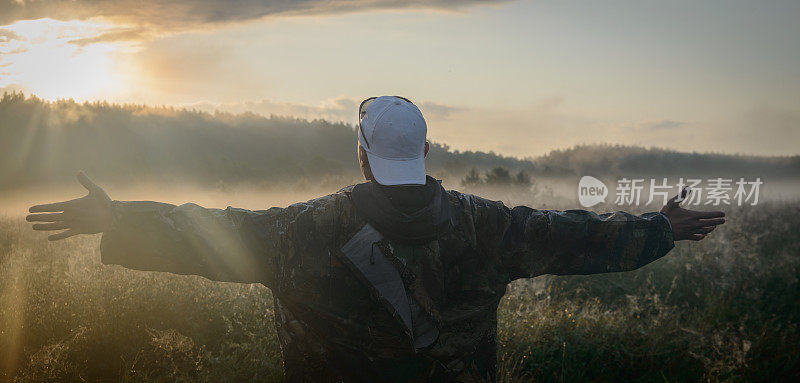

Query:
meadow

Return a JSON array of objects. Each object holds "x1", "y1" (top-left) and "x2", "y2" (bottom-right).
[{"x1": 1, "y1": 195, "x2": 798, "y2": 382}]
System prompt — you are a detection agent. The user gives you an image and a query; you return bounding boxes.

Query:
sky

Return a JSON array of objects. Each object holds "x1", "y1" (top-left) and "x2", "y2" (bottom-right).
[{"x1": 0, "y1": 0, "x2": 798, "y2": 158}]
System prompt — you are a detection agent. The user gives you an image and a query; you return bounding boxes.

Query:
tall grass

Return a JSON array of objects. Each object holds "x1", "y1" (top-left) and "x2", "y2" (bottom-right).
[
  {"x1": 500, "y1": 202, "x2": 800, "y2": 382},
  {"x1": 1, "y1": 202, "x2": 798, "y2": 382}
]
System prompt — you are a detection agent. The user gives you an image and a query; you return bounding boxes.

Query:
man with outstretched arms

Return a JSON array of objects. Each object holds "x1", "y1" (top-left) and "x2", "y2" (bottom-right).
[{"x1": 28, "y1": 96, "x2": 725, "y2": 382}]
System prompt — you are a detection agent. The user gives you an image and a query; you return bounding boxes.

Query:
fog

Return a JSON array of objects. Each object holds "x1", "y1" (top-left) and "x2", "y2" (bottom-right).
[{"x1": 1, "y1": 92, "x2": 798, "y2": 217}]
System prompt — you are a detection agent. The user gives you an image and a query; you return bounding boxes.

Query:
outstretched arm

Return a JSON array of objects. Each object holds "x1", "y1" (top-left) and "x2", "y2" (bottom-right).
[
  {"x1": 27, "y1": 172, "x2": 282, "y2": 285},
  {"x1": 503, "y1": 208, "x2": 674, "y2": 278},
  {"x1": 469, "y1": 188, "x2": 726, "y2": 280}
]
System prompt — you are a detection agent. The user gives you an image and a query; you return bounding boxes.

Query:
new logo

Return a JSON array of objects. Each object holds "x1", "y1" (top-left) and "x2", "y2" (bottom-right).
[{"x1": 578, "y1": 176, "x2": 608, "y2": 207}]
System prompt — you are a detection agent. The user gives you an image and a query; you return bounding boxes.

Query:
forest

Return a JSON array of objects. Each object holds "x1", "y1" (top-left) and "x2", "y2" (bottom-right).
[{"x1": 2, "y1": 92, "x2": 798, "y2": 195}]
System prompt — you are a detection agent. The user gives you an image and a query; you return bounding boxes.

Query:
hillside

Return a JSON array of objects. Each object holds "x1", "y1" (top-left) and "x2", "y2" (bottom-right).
[{"x1": 1, "y1": 93, "x2": 798, "y2": 192}]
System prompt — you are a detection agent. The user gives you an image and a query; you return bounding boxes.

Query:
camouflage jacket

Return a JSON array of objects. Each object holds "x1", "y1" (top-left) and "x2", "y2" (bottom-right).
[{"x1": 100, "y1": 185, "x2": 674, "y2": 382}]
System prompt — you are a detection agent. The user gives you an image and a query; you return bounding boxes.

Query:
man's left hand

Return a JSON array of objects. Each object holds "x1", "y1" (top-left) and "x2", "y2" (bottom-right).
[{"x1": 660, "y1": 188, "x2": 726, "y2": 241}]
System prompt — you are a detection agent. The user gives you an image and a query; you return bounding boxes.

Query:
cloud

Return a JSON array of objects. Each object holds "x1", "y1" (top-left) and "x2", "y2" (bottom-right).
[
  {"x1": 203, "y1": 97, "x2": 357, "y2": 122},
  {"x1": 0, "y1": 28, "x2": 24, "y2": 68},
  {"x1": 629, "y1": 120, "x2": 687, "y2": 130},
  {"x1": 646, "y1": 120, "x2": 686, "y2": 129},
  {"x1": 68, "y1": 27, "x2": 148, "y2": 46},
  {"x1": 183, "y1": 96, "x2": 462, "y2": 123},
  {"x1": 2, "y1": 46, "x2": 26, "y2": 54},
  {"x1": 417, "y1": 101, "x2": 463, "y2": 119},
  {"x1": 0, "y1": 1, "x2": 507, "y2": 35},
  {"x1": 0, "y1": 28, "x2": 22, "y2": 42}
]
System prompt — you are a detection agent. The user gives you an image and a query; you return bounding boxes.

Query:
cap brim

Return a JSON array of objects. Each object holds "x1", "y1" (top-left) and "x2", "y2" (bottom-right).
[{"x1": 365, "y1": 151, "x2": 426, "y2": 186}]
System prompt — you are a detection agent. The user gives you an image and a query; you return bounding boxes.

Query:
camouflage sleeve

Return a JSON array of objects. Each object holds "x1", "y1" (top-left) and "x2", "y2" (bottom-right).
[
  {"x1": 99, "y1": 200, "x2": 286, "y2": 285},
  {"x1": 500, "y1": 207, "x2": 675, "y2": 279}
]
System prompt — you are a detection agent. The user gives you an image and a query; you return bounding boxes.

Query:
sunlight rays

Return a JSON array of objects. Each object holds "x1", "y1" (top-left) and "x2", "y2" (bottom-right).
[{"x1": 0, "y1": 19, "x2": 131, "y2": 101}]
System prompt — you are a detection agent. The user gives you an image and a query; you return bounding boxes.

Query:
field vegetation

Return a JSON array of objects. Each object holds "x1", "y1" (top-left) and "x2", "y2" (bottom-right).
[{"x1": 1, "y1": 200, "x2": 798, "y2": 382}]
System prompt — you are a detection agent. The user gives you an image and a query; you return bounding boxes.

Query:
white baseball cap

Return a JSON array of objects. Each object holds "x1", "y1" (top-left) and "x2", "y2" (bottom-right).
[{"x1": 358, "y1": 96, "x2": 427, "y2": 185}]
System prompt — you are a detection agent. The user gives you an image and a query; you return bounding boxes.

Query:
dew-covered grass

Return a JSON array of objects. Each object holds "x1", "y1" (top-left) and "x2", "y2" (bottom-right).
[{"x1": 1, "y1": 202, "x2": 798, "y2": 382}]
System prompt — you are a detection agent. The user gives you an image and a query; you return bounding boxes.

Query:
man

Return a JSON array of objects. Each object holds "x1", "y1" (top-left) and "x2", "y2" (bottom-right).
[{"x1": 27, "y1": 96, "x2": 725, "y2": 382}]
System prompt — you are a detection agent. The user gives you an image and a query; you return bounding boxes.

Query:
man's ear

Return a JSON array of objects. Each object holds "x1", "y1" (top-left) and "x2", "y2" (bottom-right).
[
  {"x1": 358, "y1": 143, "x2": 375, "y2": 181},
  {"x1": 358, "y1": 144, "x2": 367, "y2": 165},
  {"x1": 424, "y1": 141, "x2": 430, "y2": 157}
]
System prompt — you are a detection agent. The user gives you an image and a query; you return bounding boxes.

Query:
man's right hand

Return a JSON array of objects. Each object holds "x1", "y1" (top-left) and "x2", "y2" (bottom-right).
[{"x1": 27, "y1": 172, "x2": 112, "y2": 241}]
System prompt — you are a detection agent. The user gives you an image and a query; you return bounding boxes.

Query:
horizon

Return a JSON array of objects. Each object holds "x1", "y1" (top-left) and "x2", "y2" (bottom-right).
[{"x1": 3, "y1": 91, "x2": 799, "y2": 162}]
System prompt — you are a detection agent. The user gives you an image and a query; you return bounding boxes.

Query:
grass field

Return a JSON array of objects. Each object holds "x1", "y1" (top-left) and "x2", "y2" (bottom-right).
[{"x1": 1, "y1": 201, "x2": 799, "y2": 382}]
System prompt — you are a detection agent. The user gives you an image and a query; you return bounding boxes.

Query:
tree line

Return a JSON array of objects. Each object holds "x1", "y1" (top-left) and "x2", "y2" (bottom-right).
[{"x1": 1, "y1": 92, "x2": 797, "y2": 192}]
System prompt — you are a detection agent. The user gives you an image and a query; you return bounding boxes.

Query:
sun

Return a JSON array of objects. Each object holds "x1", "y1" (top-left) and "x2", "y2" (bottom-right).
[{"x1": 0, "y1": 19, "x2": 130, "y2": 101}]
